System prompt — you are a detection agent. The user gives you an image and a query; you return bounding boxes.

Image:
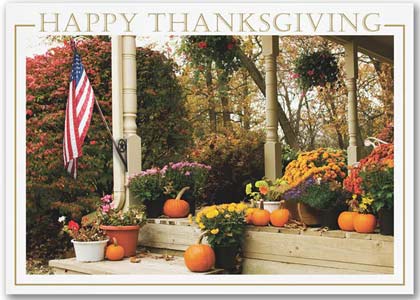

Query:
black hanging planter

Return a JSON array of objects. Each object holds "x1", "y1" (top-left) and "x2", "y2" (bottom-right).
[
  {"x1": 213, "y1": 244, "x2": 239, "y2": 271},
  {"x1": 378, "y1": 207, "x2": 394, "y2": 236}
]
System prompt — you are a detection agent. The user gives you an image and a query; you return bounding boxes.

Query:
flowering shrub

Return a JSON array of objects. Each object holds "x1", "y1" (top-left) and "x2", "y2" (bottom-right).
[
  {"x1": 281, "y1": 148, "x2": 347, "y2": 209},
  {"x1": 191, "y1": 202, "x2": 248, "y2": 247},
  {"x1": 282, "y1": 148, "x2": 347, "y2": 188},
  {"x1": 344, "y1": 143, "x2": 394, "y2": 195},
  {"x1": 128, "y1": 168, "x2": 165, "y2": 205},
  {"x1": 293, "y1": 49, "x2": 339, "y2": 90},
  {"x1": 163, "y1": 162, "x2": 211, "y2": 201},
  {"x1": 26, "y1": 37, "x2": 191, "y2": 258},
  {"x1": 96, "y1": 194, "x2": 147, "y2": 226},
  {"x1": 128, "y1": 161, "x2": 211, "y2": 207},
  {"x1": 189, "y1": 130, "x2": 265, "y2": 204}
]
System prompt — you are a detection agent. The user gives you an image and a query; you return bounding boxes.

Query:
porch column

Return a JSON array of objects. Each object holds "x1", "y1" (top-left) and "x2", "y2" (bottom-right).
[
  {"x1": 344, "y1": 40, "x2": 362, "y2": 166},
  {"x1": 262, "y1": 36, "x2": 282, "y2": 180},
  {"x1": 111, "y1": 36, "x2": 125, "y2": 210},
  {"x1": 122, "y1": 35, "x2": 142, "y2": 210}
]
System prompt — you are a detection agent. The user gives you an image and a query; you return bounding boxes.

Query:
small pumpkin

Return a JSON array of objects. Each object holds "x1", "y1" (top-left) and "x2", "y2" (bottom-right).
[
  {"x1": 270, "y1": 200, "x2": 290, "y2": 227},
  {"x1": 184, "y1": 231, "x2": 215, "y2": 272},
  {"x1": 163, "y1": 187, "x2": 191, "y2": 218},
  {"x1": 251, "y1": 201, "x2": 271, "y2": 226},
  {"x1": 354, "y1": 213, "x2": 377, "y2": 233},
  {"x1": 105, "y1": 237, "x2": 125, "y2": 261},
  {"x1": 338, "y1": 211, "x2": 358, "y2": 231}
]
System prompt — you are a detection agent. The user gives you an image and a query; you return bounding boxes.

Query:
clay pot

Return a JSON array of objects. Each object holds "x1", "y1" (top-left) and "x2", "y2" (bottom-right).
[{"x1": 100, "y1": 225, "x2": 140, "y2": 257}]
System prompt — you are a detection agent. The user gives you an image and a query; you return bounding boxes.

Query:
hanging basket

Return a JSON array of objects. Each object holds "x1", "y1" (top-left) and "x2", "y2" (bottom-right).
[{"x1": 293, "y1": 49, "x2": 339, "y2": 91}]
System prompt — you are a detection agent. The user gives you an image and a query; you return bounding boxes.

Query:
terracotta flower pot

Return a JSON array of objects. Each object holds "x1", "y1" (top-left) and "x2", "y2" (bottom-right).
[
  {"x1": 100, "y1": 225, "x2": 140, "y2": 257},
  {"x1": 283, "y1": 201, "x2": 321, "y2": 226}
]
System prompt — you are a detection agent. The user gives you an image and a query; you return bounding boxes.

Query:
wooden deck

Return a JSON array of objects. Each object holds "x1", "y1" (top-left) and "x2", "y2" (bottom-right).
[
  {"x1": 49, "y1": 218, "x2": 394, "y2": 275},
  {"x1": 49, "y1": 254, "x2": 222, "y2": 275}
]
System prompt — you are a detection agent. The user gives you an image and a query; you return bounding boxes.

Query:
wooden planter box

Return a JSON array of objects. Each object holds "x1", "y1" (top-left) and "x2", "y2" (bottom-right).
[{"x1": 138, "y1": 218, "x2": 394, "y2": 274}]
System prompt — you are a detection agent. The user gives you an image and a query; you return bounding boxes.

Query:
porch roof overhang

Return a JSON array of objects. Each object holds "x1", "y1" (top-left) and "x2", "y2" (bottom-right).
[{"x1": 325, "y1": 35, "x2": 394, "y2": 64}]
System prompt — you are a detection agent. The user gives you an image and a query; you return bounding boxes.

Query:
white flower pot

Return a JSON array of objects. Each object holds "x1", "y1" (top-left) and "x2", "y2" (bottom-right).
[
  {"x1": 263, "y1": 201, "x2": 281, "y2": 213},
  {"x1": 71, "y1": 239, "x2": 109, "y2": 262}
]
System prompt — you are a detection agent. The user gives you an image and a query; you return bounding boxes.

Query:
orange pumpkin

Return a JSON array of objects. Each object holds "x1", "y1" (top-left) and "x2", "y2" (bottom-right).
[
  {"x1": 354, "y1": 213, "x2": 377, "y2": 233},
  {"x1": 184, "y1": 232, "x2": 215, "y2": 272},
  {"x1": 245, "y1": 208, "x2": 255, "y2": 224},
  {"x1": 251, "y1": 201, "x2": 271, "y2": 226},
  {"x1": 338, "y1": 211, "x2": 358, "y2": 231},
  {"x1": 105, "y1": 237, "x2": 125, "y2": 261},
  {"x1": 270, "y1": 200, "x2": 290, "y2": 227},
  {"x1": 163, "y1": 187, "x2": 190, "y2": 218}
]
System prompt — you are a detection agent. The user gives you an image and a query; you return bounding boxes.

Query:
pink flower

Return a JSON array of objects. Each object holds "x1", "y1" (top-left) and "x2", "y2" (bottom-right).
[
  {"x1": 185, "y1": 171, "x2": 191, "y2": 176},
  {"x1": 101, "y1": 194, "x2": 112, "y2": 203},
  {"x1": 26, "y1": 109, "x2": 33, "y2": 117},
  {"x1": 90, "y1": 140, "x2": 97, "y2": 145},
  {"x1": 101, "y1": 204, "x2": 110, "y2": 213},
  {"x1": 307, "y1": 69, "x2": 315, "y2": 76},
  {"x1": 291, "y1": 73, "x2": 300, "y2": 79}
]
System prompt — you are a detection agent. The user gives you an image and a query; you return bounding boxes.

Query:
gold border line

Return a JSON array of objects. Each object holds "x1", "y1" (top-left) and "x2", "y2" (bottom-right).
[{"x1": 14, "y1": 24, "x2": 406, "y2": 287}]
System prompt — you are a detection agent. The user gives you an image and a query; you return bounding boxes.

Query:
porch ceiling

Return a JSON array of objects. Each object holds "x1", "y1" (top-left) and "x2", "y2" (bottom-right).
[{"x1": 325, "y1": 35, "x2": 394, "y2": 64}]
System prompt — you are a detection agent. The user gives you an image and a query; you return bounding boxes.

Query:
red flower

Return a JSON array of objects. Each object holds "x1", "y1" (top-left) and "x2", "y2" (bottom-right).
[
  {"x1": 259, "y1": 186, "x2": 268, "y2": 195},
  {"x1": 90, "y1": 140, "x2": 97, "y2": 145},
  {"x1": 68, "y1": 220, "x2": 79, "y2": 231},
  {"x1": 307, "y1": 69, "x2": 315, "y2": 76},
  {"x1": 227, "y1": 43, "x2": 234, "y2": 50},
  {"x1": 197, "y1": 41, "x2": 207, "y2": 49},
  {"x1": 26, "y1": 109, "x2": 33, "y2": 117}
]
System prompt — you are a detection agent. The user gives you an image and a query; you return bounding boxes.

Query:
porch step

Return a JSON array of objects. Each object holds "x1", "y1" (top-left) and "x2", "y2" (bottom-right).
[{"x1": 49, "y1": 254, "x2": 222, "y2": 275}]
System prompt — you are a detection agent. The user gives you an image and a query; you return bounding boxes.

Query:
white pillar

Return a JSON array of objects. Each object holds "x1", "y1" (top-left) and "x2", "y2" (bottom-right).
[
  {"x1": 344, "y1": 41, "x2": 362, "y2": 166},
  {"x1": 122, "y1": 36, "x2": 142, "y2": 210},
  {"x1": 262, "y1": 36, "x2": 282, "y2": 180},
  {"x1": 111, "y1": 36, "x2": 125, "y2": 210}
]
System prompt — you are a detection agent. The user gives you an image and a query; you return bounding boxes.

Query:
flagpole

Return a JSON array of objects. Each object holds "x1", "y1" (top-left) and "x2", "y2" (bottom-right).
[
  {"x1": 93, "y1": 98, "x2": 128, "y2": 170},
  {"x1": 71, "y1": 38, "x2": 128, "y2": 171}
]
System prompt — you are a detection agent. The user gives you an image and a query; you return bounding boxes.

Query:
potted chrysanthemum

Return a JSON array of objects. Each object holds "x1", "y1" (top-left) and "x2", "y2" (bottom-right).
[
  {"x1": 192, "y1": 202, "x2": 248, "y2": 271},
  {"x1": 59, "y1": 217, "x2": 108, "y2": 262},
  {"x1": 97, "y1": 195, "x2": 147, "y2": 257}
]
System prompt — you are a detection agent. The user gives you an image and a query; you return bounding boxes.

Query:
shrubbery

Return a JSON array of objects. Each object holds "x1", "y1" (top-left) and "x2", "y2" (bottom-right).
[{"x1": 26, "y1": 37, "x2": 191, "y2": 258}]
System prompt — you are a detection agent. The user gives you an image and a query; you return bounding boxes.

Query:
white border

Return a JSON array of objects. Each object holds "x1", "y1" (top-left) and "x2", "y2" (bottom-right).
[{"x1": 4, "y1": 2, "x2": 414, "y2": 295}]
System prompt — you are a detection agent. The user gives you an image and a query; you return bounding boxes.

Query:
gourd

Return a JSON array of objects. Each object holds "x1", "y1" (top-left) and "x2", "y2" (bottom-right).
[
  {"x1": 251, "y1": 200, "x2": 271, "y2": 226},
  {"x1": 338, "y1": 211, "x2": 358, "y2": 231},
  {"x1": 353, "y1": 213, "x2": 377, "y2": 233},
  {"x1": 184, "y1": 231, "x2": 215, "y2": 272},
  {"x1": 163, "y1": 187, "x2": 191, "y2": 218},
  {"x1": 270, "y1": 200, "x2": 290, "y2": 227},
  {"x1": 105, "y1": 237, "x2": 125, "y2": 261}
]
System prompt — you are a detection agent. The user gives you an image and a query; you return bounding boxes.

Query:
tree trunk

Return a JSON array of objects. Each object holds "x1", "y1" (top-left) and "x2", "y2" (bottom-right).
[
  {"x1": 218, "y1": 74, "x2": 231, "y2": 129},
  {"x1": 236, "y1": 48, "x2": 300, "y2": 150},
  {"x1": 205, "y1": 68, "x2": 217, "y2": 132}
]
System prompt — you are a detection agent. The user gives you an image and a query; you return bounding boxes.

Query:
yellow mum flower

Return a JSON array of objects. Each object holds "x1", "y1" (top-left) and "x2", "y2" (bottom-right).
[
  {"x1": 228, "y1": 206, "x2": 235, "y2": 212},
  {"x1": 199, "y1": 222, "x2": 205, "y2": 229},
  {"x1": 206, "y1": 209, "x2": 219, "y2": 219},
  {"x1": 210, "y1": 228, "x2": 219, "y2": 235}
]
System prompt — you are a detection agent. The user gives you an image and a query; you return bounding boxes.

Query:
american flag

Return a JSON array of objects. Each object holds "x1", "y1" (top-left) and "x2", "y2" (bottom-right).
[{"x1": 63, "y1": 47, "x2": 95, "y2": 178}]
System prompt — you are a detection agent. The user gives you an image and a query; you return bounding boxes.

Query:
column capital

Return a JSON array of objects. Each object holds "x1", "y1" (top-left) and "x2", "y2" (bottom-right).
[
  {"x1": 262, "y1": 36, "x2": 279, "y2": 57},
  {"x1": 344, "y1": 40, "x2": 358, "y2": 79}
]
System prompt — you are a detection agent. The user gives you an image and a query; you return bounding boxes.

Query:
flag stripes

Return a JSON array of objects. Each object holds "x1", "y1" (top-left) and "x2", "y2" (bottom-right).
[{"x1": 63, "y1": 48, "x2": 95, "y2": 179}]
